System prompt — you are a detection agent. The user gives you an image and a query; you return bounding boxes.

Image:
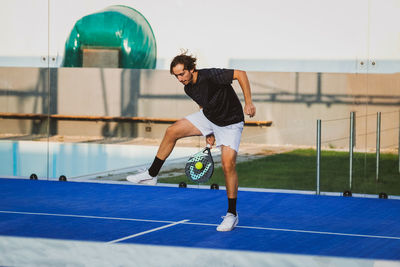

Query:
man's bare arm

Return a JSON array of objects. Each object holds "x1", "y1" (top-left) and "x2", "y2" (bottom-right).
[{"x1": 233, "y1": 70, "x2": 256, "y2": 118}]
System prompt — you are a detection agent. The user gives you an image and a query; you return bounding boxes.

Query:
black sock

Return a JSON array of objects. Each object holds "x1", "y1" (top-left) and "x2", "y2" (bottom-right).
[
  {"x1": 227, "y1": 198, "x2": 237, "y2": 216},
  {"x1": 148, "y1": 157, "x2": 165, "y2": 177}
]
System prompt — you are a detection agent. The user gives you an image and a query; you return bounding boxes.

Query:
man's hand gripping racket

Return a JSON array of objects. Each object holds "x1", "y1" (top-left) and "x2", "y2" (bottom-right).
[{"x1": 185, "y1": 136, "x2": 215, "y2": 183}]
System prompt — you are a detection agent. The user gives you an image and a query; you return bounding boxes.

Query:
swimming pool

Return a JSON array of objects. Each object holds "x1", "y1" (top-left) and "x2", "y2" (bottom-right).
[{"x1": 0, "y1": 141, "x2": 200, "y2": 179}]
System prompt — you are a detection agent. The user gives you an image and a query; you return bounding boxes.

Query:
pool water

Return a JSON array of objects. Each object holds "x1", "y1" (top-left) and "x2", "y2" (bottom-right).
[{"x1": 0, "y1": 141, "x2": 200, "y2": 179}]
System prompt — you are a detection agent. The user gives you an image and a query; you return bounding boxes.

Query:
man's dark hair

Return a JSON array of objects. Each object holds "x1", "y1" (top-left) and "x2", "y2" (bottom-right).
[{"x1": 170, "y1": 52, "x2": 197, "y2": 74}]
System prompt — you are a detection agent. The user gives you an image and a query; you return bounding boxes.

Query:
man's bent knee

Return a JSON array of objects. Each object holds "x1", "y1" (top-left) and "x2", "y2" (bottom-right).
[
  {"x1": 165, "y1": 124, "x2": 177, "y2": 136},
  {"x1": 165, "y1": 120, "x2": 201, "y2": 141}
]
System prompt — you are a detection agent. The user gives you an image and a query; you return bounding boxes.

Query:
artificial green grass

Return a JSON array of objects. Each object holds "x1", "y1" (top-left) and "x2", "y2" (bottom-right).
[{"x1": 161, "y1": 149, "x2": 400, "y2": 195}]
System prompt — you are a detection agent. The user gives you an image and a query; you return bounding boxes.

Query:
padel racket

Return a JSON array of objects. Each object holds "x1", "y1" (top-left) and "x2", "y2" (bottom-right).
[{"x1": 185, "y1": 144, "x2": 214, "y2": 183}]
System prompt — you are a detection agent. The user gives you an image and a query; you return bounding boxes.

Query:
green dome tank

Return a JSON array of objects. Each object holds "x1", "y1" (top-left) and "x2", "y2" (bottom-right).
[{"x1": 62, "y1": 5, "x2": 157, "y2": 69}]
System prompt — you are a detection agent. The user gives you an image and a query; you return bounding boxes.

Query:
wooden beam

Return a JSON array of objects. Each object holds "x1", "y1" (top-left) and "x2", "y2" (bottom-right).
[{"x1": 0, "y1": 112, "x2": 272, "y2": 127}]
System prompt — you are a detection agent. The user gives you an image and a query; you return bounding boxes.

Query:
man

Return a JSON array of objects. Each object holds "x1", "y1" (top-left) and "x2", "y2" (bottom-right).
[{"x1": 127, "y1": 52, "x2": 256, "y2": 231}]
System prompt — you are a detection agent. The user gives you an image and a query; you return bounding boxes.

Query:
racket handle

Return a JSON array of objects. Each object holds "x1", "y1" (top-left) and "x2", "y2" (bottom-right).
[{"x1": 204, "y1": 144, "x2": 212, "y2": 154}]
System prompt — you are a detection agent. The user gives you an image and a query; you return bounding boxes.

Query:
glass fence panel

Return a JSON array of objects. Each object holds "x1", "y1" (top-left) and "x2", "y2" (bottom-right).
[
  {"x1": 0, "y1": 0, "x2": 50, "y2": 68},
  {"x1": 361, "y1": 0, "x2": 400, "y2": 198},
  {"x1": 0, "y1": 67, "x2": 50, "y2": 179},
  {"x1": 7, "y1": 0, "x2": 392, "y2": 195}
]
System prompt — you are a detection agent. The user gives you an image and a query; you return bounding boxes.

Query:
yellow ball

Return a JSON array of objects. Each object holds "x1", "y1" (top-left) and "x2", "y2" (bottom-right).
[{"x1": 195, "y1": 162, "x2": 203, "y2": 170}]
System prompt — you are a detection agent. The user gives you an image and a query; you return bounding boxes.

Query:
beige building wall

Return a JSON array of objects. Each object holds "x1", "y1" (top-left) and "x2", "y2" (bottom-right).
[{"x1": 0, "y1": 67, "x2": 399, "y2": 150}]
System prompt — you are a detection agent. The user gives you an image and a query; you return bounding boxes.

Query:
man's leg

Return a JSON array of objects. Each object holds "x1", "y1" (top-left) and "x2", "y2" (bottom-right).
[
  {"x1": 156, "y1": 118, "x2": 202, "y2": 160},
  {"x1": 217, "y1": 145, "x2": 239, "y2": 231},
  {"x1": 221, "y1": 145, "x2": 238, "y2": 199},
  {"x1": 127, "y1": 118, "x2": 202, "y2": 184}
]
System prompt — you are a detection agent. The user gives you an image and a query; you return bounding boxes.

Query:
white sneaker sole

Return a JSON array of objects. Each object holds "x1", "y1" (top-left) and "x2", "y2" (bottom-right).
[
  {"x1": 216, "y1": 217, "x2": 238, "y2": 232},
  {"x1": 126, "y1": 174, "x2": 157, "y2": 185},
  {"x1": 138, "y1": 178, "x2": 157, "y2": 185}
]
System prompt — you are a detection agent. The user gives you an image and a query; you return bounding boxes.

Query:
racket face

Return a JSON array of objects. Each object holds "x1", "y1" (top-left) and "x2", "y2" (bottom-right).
[{"x1": 185, "y1": 147, "x2": 214, "y2": 183}]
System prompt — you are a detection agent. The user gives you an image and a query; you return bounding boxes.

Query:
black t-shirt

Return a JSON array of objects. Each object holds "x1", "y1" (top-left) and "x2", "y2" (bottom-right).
[{"x1": 184, "y1": 68, "x2": 244, "y2": 126}]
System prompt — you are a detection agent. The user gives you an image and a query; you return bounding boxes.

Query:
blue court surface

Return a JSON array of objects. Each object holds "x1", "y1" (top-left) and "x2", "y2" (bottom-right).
[{"x1": 1, "y1": 178, "x2": 400, "y2": 266}]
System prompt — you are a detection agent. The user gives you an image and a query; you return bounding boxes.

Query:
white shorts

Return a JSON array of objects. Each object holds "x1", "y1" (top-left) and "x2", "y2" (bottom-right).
[{"x1": 185, "y1": 110, "x2": 244, "y2": 152}]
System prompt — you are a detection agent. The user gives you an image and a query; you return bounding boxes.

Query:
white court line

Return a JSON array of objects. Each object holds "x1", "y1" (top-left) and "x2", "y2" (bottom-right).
[
  {"x1": 107, "y1": 219, "x2": 189, "y2": 244},
  {"x1": 182, "y1": 222, "x2": 400, "y2": 240},
  {"x1": 235, "y1": 225, "x2": 400, "y2": 240},
  {"x1": 0, "y1": 210, "x2": 178, "y2": 224},
  {"x1": 1, "y1": 210, "x2": 400, "y2": 241}
]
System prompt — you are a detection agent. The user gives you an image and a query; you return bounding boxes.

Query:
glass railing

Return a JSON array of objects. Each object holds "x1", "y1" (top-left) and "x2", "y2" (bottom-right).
[{"x1": 1, "y1": 0, "x2": 399, "y2": 197}]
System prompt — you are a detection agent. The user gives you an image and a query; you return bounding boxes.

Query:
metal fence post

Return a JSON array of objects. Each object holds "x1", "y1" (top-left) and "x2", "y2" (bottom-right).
[
  {"x1": 376, "y1": 112, "x2": 381, "y2": 182},
  {"x1": 316, "y1": 120, "x2": 321, "y2": 195},
  {"x1": 349, "y1": 112, "x2": 355, "y2": 189}
]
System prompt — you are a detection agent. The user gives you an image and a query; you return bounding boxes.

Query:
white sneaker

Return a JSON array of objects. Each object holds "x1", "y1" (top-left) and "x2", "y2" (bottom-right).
[
  {"x1": 216, "y1": 212, "x2": 238, "y2": 232},
  {"x1": 126, "y1": 169, "x2": 157, "y2": 185}
]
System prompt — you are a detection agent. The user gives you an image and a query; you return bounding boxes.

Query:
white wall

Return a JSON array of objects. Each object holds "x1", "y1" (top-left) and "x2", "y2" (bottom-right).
[{"x1": 0, "y1": 0, "x2": 400, "y2": 72}]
